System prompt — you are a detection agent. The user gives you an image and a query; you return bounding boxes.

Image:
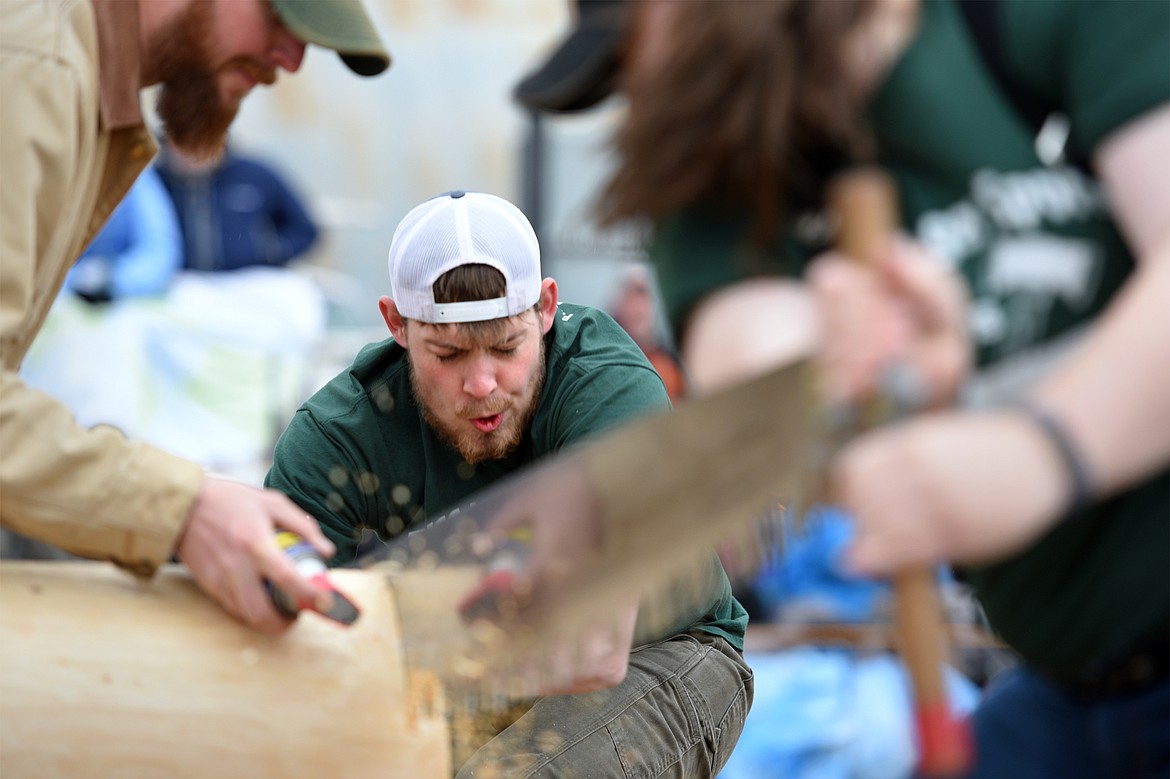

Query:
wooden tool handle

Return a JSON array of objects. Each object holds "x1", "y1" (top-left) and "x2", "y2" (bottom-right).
[
  {"x1": 827, "y1": 168, "x2": 899, "y2": 266},
  {"x1": 827, "y1": 168, "x2": 973, "y2": 777}
]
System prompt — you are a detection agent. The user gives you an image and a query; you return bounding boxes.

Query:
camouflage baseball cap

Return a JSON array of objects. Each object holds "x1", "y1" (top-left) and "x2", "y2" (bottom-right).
[{"x1": 271, "y1": 0, "x2": 391, "y2": 76}]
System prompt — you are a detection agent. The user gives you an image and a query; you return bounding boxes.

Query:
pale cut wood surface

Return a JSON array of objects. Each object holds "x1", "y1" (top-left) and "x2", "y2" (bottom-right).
[
  {"x1": 388, "y1": 565, "x2": 484, "y2": 685},
  {"x1": 387, "y1": 565, "x2": 536, "y2": 768},
  {"x1": 0, "y1": 562, "x2": 450, "y2": 779}
]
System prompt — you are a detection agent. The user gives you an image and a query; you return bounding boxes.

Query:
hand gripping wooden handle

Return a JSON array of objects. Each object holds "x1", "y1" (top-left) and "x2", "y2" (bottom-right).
[{"x1": 827, "y1": 168, "x2": 973, "y2": 778}]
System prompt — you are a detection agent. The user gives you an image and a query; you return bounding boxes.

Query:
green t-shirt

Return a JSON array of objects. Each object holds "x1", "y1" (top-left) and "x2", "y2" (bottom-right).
[
  {"x1": 649, "y1": 0, "x2": 1168, "y2": 675},
  {"x1": 266, "y1": 302, "x2": 747, "y2": 649}
]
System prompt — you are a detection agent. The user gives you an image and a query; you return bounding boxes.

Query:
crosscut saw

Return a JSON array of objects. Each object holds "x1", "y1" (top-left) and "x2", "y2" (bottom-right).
[{"x1": 359, "y1": 169, "x2": 972, "y2": 776}]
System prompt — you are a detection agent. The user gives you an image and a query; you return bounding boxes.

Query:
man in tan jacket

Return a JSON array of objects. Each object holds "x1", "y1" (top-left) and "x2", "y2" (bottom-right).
[{"x1": 0, "y1": 0, "x2": 389, "y2": 633}]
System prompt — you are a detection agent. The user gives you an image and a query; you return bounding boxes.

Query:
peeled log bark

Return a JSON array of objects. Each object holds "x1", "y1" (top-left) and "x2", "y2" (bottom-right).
[{"x1": 0, "y1": 562, "x2": 450, "y2": 779}]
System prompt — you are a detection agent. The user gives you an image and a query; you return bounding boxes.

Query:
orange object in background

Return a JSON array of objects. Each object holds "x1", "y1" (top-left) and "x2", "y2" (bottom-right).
[{"x1": 609, "y1": 264, "x2": 688, "y2": 404}]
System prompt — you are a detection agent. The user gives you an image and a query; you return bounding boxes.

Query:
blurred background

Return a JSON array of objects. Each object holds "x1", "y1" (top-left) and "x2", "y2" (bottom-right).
[
  {"x1": 225, "y1": 0, "x2": 648, "y2": 331},
  {"x1": 20, "y1": 0, "x2": 673, "y2": 488},
  {"x1": 223, "y1": 0, "x2": 667, "y2": 454}
]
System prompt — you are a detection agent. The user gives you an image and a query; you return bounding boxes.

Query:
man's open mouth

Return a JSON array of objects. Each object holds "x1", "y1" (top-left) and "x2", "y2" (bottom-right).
[{"x1": 471, "y1": 413, "x2": 503, "y2": 433}]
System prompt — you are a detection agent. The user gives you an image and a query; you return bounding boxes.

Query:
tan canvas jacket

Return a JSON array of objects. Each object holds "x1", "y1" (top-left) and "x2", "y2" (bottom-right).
[{"x1": 0, "y1": 0, "x2": 203, "y2": 576}]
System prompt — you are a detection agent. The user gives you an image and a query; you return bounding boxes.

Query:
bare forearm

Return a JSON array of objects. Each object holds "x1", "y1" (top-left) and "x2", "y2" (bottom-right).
[
  {"x1": 1052, "y1": 104, "x2": 1170, "y2": 495},
  {"x1": 681, "y1": 279, "x2": 818, "y2": 396},
  {"x1": 1031, "y1": 243, "x2": 1170, "y2": 499}
]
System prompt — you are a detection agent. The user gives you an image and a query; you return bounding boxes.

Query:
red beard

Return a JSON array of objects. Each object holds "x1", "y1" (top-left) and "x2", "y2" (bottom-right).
[{"x1": 148, "y1": 1, "x2": 242, "y2": 161}]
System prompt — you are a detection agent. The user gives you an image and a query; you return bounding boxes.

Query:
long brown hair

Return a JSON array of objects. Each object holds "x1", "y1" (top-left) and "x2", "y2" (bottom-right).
[{"x1": 598, "y1": 0, "x2": 875, "y2": 246}]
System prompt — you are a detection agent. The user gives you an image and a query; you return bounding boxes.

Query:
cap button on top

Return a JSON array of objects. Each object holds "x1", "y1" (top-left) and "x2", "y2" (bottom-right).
[{"x1": 449, "y1": 191, "x2": 465, "y2": 199}]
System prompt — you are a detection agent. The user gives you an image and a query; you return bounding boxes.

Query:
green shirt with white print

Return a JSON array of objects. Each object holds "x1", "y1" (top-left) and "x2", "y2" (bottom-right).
[{"x1": 648, "y1": 0, "x2": 1168, "y2": 676}]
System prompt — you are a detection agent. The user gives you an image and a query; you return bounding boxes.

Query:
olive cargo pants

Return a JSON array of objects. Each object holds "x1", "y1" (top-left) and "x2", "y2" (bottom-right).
[{"x1": 457, "y1": 632, "x2": 754, "y2": 778}]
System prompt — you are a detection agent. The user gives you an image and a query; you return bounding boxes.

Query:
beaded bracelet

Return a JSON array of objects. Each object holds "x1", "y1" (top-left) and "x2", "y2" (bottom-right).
[{"x1": 1016, "y1": 400, "x2": 1095, "y2": 515}]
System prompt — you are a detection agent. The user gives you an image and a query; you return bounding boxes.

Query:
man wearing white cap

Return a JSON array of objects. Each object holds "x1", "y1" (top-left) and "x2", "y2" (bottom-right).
[
  {"x1": 0, "y1": 0, "x2": 389, "y2": 634},
  {"x1": 267, "y1": 191, "x2": 753, "y2": 776}
]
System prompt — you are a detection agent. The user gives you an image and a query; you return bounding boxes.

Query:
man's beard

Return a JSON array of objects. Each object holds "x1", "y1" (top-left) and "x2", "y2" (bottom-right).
[
  {"x1": 411, "y1": 349, "x2": 547, "y2": 465},
  {"x1": 148, "y1": 2, "x2": 257, "y2": 161}
]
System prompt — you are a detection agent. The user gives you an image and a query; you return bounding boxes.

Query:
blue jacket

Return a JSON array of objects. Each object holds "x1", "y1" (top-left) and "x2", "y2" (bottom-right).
[
  {"x1": 66, "y1": 166, "x2": 182, "y2": 299},
  {"x1": 156, "y1": 148, "x2": 319, "y2": 272}
]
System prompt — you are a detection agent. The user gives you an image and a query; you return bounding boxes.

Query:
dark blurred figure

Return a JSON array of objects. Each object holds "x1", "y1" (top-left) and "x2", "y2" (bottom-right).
[{"x1": 156, "y1": 136, "x2": 319, "y2": 272}]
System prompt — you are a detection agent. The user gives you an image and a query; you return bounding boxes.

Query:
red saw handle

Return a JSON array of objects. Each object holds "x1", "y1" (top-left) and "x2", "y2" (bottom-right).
[{"x1": 827, "y1": 168, "x2": 973, "y2": 777}]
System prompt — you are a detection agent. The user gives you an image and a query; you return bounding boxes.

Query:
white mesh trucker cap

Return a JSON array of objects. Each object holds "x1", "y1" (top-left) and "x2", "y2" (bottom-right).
[{"x1": 387, "y1": 191, "x2": 542, "y2": 323}]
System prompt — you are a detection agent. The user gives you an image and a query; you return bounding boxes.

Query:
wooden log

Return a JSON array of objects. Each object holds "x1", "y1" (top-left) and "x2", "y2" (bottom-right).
[{"x1": 0, "y1": 561, "x2": 450, "y2": 779}]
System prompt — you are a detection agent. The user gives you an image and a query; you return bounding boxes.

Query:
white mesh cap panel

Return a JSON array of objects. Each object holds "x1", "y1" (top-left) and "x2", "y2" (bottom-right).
[{"x1": 387, "y1": 191, "x2": 541, "y2": 323}]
